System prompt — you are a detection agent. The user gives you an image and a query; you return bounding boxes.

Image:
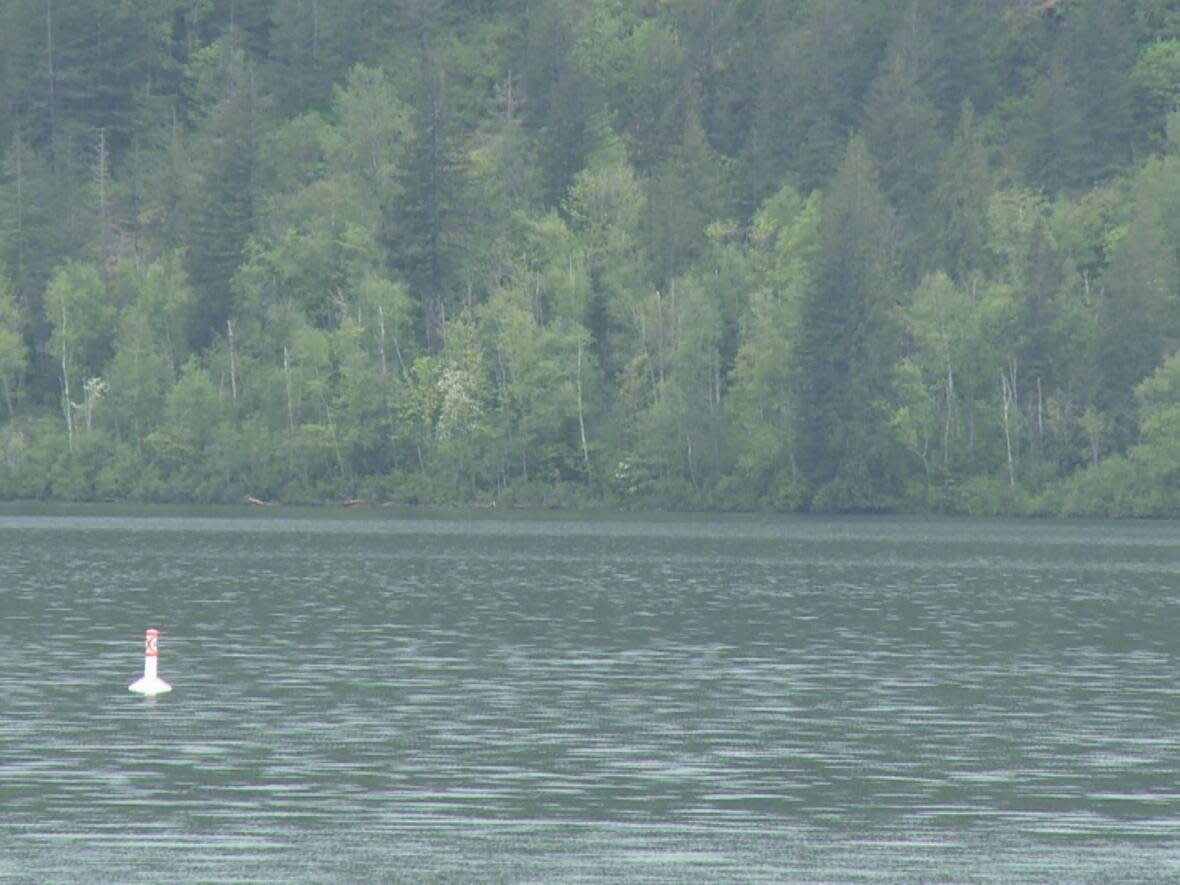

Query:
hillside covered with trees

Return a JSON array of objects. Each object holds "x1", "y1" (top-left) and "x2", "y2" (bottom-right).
[{"x1": 3, "y1": 0, "x2": 1180, "y2": 514}]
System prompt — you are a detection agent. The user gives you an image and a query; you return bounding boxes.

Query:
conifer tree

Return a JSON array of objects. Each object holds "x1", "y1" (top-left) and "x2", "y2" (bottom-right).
[{"x1": 793, "y1": 136, "x2": 903, "y2": 510}]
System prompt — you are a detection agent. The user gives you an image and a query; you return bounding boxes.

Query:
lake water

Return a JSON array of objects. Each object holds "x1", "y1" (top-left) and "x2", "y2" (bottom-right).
[{"x1": 2, "y1": 508, "x2": 1180, "y2": 881}]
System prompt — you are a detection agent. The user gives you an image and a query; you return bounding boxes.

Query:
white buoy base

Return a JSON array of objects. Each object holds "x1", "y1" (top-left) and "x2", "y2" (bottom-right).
[
  {"x1": 130, "y1": 632, "x2": 171, "y2": 695},
  {"x1": 129, "y1": 675, "x2": 172, "y2": 696}
]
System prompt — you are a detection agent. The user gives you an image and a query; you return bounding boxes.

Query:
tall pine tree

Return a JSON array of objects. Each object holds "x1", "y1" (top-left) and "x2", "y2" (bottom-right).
[{"x1": 793, "y1": 135, "x2": 903, "y2": 510}]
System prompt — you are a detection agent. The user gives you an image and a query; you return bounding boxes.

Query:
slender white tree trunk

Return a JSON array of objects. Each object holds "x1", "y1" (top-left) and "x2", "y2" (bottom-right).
[
  {"x1": 1000, "y1": 368, "x2": 1015, "y2": 487},
  {"x1": 576, "y1": 338, "x2": 590, "y2": 476},
  {"x1": 284, "y1": 345, "x2": 295, "y2": 435},
  {"x1": 227, "y1": 319, "x2": 238, "y2": 402},
  {"x1": 60, "y1": 300, "x2": 73, "y2": 450},
  {"x1": 377, "y1": 306, "x2": 389, "y2": 378}
]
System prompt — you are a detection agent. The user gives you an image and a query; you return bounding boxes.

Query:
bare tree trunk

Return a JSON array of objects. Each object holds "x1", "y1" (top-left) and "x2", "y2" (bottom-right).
[
  {"x1": 227, "y1": 319, "x2": 238, "y2": 402},
  {"x1": 283, "y1": 345, "x2": 295, "y2": 435},
  {"x1": 1000, "y1": 368, "x2": 1015, "y2": 487},
  {"x1": 326, "y1": 405, "x2": 344, "y2": 475},
  {"x1": 82, "y1": 377, "x2": 105, "y2": 432},
  {"x1": 377, "y1": 305, "x2": 389, "y2": 378},
  {"x1": 656, "y1": 289, "x2": 666, "y2": 391},
  {"x1": 1036, "y1": 375, "x2": 1044, "y2": 440},
  {"x1": 60, "y1": 300, "x2": 73, "y2": 450},
  {"x1": 391, "y1": 334, "x2": 409, "y2": 382},
  {"x1": 943, "y1": 359, "x2": 955, "y2": 465},
  {"x1": 639, "y1": 309, "x2": 658, "y2": 404},
  {"x1": 576, "y1": 337, "x2": 590, "y2": 477},
  {"x1": 376, "y1": 305, "x2": 399, "y2": 431}
]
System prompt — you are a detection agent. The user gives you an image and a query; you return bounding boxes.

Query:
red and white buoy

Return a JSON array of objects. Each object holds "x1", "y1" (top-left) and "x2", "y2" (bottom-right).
[{"x1": 129, "y1": 628, "x2": 172, "y2": 696}]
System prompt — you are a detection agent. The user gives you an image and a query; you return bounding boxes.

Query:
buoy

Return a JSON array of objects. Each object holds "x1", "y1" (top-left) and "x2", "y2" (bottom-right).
[{"x1": 129, "y1": 628, "x2": 172, "y2": 696}]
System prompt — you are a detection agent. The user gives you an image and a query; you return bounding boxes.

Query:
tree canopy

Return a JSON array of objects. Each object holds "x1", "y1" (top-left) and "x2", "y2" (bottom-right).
[{"x1": 2, "y1": 0, "x2": 1180, "y2": 515}]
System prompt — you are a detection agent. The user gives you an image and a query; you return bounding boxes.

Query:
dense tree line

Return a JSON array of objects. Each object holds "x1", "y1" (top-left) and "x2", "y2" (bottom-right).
[{"x1": 3, "y1": 0, "x2": 1180, "y2": 514}]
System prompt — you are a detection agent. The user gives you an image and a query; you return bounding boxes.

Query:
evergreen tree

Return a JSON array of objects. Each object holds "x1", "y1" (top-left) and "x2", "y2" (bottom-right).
[
  {"x1": 394, "y1": 40, "x2": 469, "y2": 351},
  {"x1": 180, "y1": 36, "x2": 269, "y2": 348},
  {"x1": 268, "y1": 0, "x2": 391, "y2": 114},
  {"x1": 793, "y1": 136, "x2": 903, "y2": 510},
  {"x1": 672, "y1": 0, "x2": 764, "y2": 159},
  {"x1": 742, "y1": 0, "x2": 888, "y2": 205},
  {"x1": 929, "y1": 101, "x2": 994, "y2": 283},
  {"x1": 0, "y1": 0, "x2": 176, "y2": 153},
  {"x1": 1016, "y1": 0, "x2": 1138, "y2": 192},
  {"x1": 523, "y1": 0, "x2": 614, "y2": 206},
  {"x1": 643, "y1": 100, "x2": 734, "y2": 287},
  {"x1": 860, "y1": 30, "x2": 945, "y2": 265}
]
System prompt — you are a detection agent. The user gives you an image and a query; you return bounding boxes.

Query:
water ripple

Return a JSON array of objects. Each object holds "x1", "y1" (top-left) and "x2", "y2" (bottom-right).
[{"x1": 2, "y1": 512, "x2": 1180, "y2": 880}]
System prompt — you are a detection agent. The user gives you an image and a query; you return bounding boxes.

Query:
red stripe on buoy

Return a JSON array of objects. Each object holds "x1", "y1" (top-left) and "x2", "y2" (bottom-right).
[{"x1": 129, "y1": 627, "x2": 171, "y2": 695}]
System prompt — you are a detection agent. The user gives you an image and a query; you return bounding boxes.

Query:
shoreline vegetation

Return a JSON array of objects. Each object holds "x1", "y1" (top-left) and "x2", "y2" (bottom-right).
[{"x1": 3, "y1": 2, "x2": 1180, "y2": 518}]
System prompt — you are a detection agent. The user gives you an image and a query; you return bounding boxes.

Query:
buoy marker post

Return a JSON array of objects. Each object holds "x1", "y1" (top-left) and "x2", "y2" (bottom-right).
[{"x1": 129, "y1": 628, "x2": 172, "y2": 696}]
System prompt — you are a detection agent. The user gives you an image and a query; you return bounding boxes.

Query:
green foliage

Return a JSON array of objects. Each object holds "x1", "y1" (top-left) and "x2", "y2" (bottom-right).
[
  {"x1": 323, "y1": 65, "x2": 414, "y2": 219},
  {"x1": 929, "y1": 101, "x2": 994, "y2": 282},
  {"x1": 861, "y1": 22, "x2": 946, "y2": 224},
  {"x1": 741, "y1": 0, "x2": 889, "y2": 204},
  {"x1": 1134, "y1": 40, "x2": 1180, "y2": 123},
  {"x1": 181, "y1": 38, "x2": 270, "y2": 346},
  {"x1": 793, "y1": 136, "x2": 904, "y2": 510},
  {"x1": 4, "y1": 0, "x2": 1180, "y2": 515},
  {"x1": 0, "y1": 270, "x2": 27, "y2": 418}
]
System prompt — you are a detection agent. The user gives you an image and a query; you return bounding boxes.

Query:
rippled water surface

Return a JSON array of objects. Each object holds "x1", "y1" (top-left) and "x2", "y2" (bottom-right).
[{"x1": 3, "y1": 508, "x2": 1180, "y2": 881}]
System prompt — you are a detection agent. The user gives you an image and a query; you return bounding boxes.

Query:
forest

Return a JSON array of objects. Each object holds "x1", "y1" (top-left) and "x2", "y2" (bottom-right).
[{"x1": 3, "y1": 0, "x2": 1180, "y2": 515}]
